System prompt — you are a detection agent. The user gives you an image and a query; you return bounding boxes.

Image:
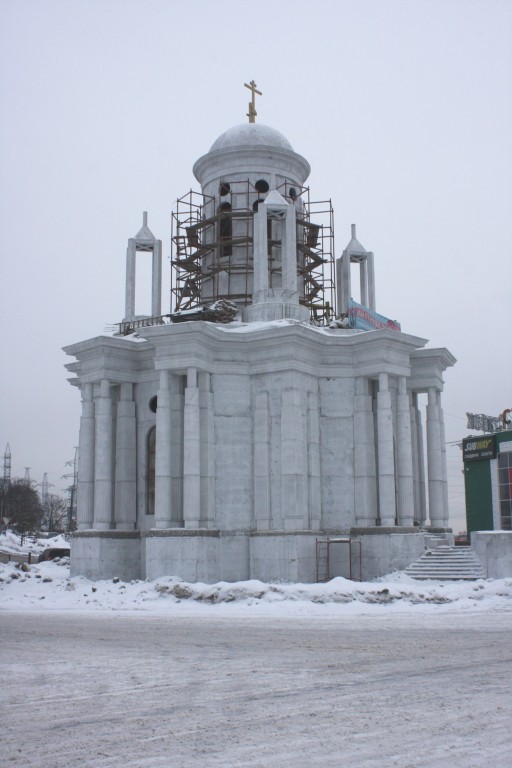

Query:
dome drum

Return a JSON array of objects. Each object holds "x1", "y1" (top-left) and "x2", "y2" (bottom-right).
[{"x1": 193, "y1": 146, "x2": 310, "y2": 193}]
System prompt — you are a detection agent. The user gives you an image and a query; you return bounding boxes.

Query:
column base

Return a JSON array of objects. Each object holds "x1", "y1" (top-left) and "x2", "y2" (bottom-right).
[
  {"x1": 424, "y1": 525, "x2": 453, "y2": 533},
  {"x1": 351, "y1": 526, "x2": 418, "y2": 535},
  {"x1": 155, "y1": 520, "x2": 173, "y2": 529},
  {"x1": 355, "y1": 517, "x2": 377, "y2": 527}
]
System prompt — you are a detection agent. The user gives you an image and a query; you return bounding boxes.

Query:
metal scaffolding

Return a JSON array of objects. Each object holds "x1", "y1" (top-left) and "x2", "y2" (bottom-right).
[
  {"x1": 171, "y1": 182, "x2": 335, "y2": 322},
  {"x1": 316, "y1": 537, "x2": 362, "y2": 582}
]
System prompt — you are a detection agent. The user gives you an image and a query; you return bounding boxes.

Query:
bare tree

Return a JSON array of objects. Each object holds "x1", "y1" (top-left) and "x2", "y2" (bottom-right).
[{"x1": 42, "y1": 493, "x2": 69, "y2": 533}]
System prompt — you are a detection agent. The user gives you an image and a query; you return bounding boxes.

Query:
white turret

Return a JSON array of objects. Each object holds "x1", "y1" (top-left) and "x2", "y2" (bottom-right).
[
  {"x1": 124, "y1": 212, "x2": 162, "y2": 321},
  {"x1": 336, "y1": 224, "x2": 376, "y2": 315}
]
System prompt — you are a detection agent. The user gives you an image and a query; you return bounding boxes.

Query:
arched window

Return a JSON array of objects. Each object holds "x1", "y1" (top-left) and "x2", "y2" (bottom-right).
[
  {"x1": 147, "y1": 426, "x2": 156, "y2": 516},
  {"x1": 255, "y1": 179, "x2": 269, "y2": 193},
  {"x1": 219, "y1": 202, "x2": 232, "y2": 257}
]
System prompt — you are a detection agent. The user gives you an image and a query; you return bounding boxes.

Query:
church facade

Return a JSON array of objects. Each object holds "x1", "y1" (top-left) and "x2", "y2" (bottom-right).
[{"x1": 65, "y1": 103, "x2": 455, "y2": 583}]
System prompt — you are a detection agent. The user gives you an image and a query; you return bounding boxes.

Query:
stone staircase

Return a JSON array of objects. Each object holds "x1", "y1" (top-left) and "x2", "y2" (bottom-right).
[{"x1": 405, "y1": 545, "x2": 486, "y2": 581}]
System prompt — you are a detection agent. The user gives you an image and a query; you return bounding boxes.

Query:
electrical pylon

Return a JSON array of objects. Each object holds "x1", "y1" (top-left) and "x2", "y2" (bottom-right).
[{"x1": 2, "y1": 443, "x2": 11, "y2": 487}]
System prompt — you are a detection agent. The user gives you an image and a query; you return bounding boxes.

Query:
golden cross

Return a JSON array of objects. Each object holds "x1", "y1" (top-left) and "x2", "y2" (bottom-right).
[{"x1": 244, "y1": 80, "x2": 262, "y2": 123}]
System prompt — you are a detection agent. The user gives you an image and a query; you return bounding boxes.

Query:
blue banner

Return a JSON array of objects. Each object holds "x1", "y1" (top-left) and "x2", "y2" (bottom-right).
[{"x1": 348, "y1": 299, "x2": 401, "y2": 332}]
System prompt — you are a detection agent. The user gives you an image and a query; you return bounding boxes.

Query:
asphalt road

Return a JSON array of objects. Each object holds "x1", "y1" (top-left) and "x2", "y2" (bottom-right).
[{"x1": 2, "y1": 610, "x2": 511, "y2": 767}]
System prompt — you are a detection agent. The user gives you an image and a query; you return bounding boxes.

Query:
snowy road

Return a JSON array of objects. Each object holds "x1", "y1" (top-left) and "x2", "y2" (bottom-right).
[{"x1": 2, "y1": 610, "x2": 512, "y2": 767}]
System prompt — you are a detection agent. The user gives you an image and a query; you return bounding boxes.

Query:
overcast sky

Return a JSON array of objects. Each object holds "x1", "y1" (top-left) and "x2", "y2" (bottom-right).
[{"x1": 1, "y1": 0, "x2": 511, "y2": 532}]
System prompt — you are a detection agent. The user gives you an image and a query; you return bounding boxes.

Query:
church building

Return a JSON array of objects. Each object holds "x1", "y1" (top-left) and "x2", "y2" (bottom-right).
[{"x1": 64, "y1": 85, "x2": 455, "y2": 582}]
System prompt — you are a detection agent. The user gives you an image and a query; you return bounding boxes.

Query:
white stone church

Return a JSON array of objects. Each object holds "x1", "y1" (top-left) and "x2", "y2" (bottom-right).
[{"x1": 65, "y1": 93, "x2": 455, "y2": 582}]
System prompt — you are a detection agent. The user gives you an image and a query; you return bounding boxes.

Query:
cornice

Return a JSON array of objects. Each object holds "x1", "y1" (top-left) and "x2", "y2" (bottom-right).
[{"x1": 63, "y1": 322, "x2": 450, "y2": 386}]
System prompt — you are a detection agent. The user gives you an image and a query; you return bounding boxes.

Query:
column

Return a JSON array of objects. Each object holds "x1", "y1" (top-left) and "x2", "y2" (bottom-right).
[
  {"x1": 307, "y1": 391, "x2": 321, "y2": 530},
  {"x1": 341, "y1": 251, "x2": 351, "y2": 314},
  {"x1": 281, "y1": 389, "x2": 307, "y2": 530},
  {"x1": 254, "y1": 391, "x2": 271, "y2": 530},
  {"x1": 359, "y1": 259, "x2": 368, "y2": 307},
  {"x1": 377, "y1": 373, "x2": 396, "y2": 526},
  {"x1": 199, "y1": 372, "x2": 215, "y2": 528},
  {"x1": 253, "y1": 206, "x2": 269, "y2": 297},
  {"x1": 170, "y1": 375, "x2": 184, "y2": 526},
  {"x1": 415, "y1": 398, "x2": 427, "y2": 524},
  {"x1": 367, "y1": 252, "x2": 376, "y2": 311},
  {"x1": 125, "y1": 238, "x2": 136, "y2": 320},
  {"x1": 353, "y1": 377, "x2": 377, "y2": 526},
  {"x1": 282, "y1": 203, "x2": 297, "y2": 294},
  {"x1": 438, "y1": 392, "x2": 450, "y2": 526},
  {"x1": 93, "y1": 379, "x2": 113, "y2": 529},
  {"x1": 183, "y1": 367, "x2": 201, "y2": 528},
  {"x1": 155, "y1": 370, "x2": 172, "y2": 528},
  {"x1": 151, "y1": 239, "x2": 162, "y2": 318},
  {"x1": 114, "y1": 383, "x2": 136, "y2": 530},
  {"x1": 410, "y1": 392, "x2": 421, "y2": 524},
  {"x1": 77, "y1": 382, "x2": 94, "y2": 529},
  {"x1": 396, "y1": 376, "x2": 414, "y2": 526},
  {"x1": 426, "y1": 387, "x2": 444, "y2": 527}
]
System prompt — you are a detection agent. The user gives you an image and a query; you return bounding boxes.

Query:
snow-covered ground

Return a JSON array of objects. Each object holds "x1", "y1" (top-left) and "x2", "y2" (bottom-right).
[
  {"x1": 1, "y1": 531, "x2": 512, "y2": 616},
  {"x1": 2, "y1": 555, "x2": 512, "y2": 616},
  {"x1": 1, "y1": 533, "x2": 512, "y2": 767}
]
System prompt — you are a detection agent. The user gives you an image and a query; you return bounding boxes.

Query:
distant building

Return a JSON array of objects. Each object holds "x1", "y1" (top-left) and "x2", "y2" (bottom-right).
[{"x1": 64, "y1": 100, "x2": 455, "y2": 582}]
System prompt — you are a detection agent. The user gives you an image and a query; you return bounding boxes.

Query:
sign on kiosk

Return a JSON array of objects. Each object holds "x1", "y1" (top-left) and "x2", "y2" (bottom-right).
[{"x1": 463, "y1": 436, "x2": 496, "y2": 462}]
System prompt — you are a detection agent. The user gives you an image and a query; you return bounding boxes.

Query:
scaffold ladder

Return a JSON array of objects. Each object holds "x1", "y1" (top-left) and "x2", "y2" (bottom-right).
[{"x1": 316, "y1": 540, "x2": 330, "y2": 582}]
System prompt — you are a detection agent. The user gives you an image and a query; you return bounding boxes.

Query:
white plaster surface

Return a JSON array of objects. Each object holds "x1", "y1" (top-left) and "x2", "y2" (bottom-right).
[
  {"x1": 355, "y1": 533, "x2": 426, "y2": 582},
  {"x1": 250, "y1": 533, "x2": 318, "y2": 582},
  {"x1": 144, "y1": 532, "x2": 219, "y2": 583},
  {"x1": 471, "y1": 531, "x2": 512, "y2": 578},
  {"x1": 70, "y1": 533, "x2": 141, "y2": 581}
]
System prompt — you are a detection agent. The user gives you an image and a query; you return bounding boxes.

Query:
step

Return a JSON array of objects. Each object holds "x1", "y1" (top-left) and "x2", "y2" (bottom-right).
[
  {"x1": 405, "y1": 545, "x2": 486, "y2": 581},
  {"x1": 423, "y1": 535, "x2": 448, "y2": 549}
]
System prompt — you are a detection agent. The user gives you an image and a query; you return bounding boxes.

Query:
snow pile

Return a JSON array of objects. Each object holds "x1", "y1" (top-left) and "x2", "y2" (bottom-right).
[
  {"x1": 1, "y1": 558, "x2": 512, "y2": 615},
  {"x1": 0, "y1": 531, "x2": 69, "y2": 556},
  {"x1": 220, "y1": 318, "x2": 300, "y2": 333}
]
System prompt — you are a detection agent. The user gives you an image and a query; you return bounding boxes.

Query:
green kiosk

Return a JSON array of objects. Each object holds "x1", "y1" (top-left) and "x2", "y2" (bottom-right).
[{"x1": 463, "y1": 430, "x2": 512, "y2": 534}]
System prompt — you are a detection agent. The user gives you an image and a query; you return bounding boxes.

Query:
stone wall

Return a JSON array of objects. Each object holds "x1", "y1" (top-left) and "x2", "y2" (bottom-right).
[{"x1": 471, "y1": 531, "x2": 512, "y2": 578}]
